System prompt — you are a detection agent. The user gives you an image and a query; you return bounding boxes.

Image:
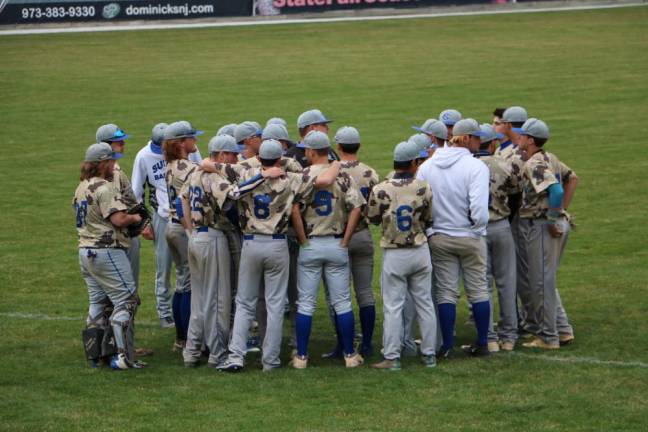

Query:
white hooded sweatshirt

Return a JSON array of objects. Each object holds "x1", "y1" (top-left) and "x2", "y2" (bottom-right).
[{"x1": 416, "y1": 146, "x2": 489, "y2": 238}]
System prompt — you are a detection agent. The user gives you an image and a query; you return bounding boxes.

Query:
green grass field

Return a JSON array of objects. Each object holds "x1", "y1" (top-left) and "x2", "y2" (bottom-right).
[{"x1": 1, "y1": 6, "x2": 648, "y2": 431}]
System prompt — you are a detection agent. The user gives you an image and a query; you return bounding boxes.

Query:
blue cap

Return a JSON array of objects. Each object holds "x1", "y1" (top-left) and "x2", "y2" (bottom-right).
[
  {"x1": 163, "y1": 121, "x2": 204, "y2": 140},
  {"x1": 209, "y1": 135, "x2": 239, "y2": 153},
  {"x1": 297, "y1": 109, "x2": 332, "y2": 129},
  {"x1": 512, "y1": 118, "x2": 550, "y2": 139},
  {"x1": 479, "y1": 124, "x2": 505, "y2": 143},
  {"x1": 452, "y1": 118, "x2": 487, "y2": 137},
  {"x1": 439, "y1": 109, "x2": 462, "y2": 126}
]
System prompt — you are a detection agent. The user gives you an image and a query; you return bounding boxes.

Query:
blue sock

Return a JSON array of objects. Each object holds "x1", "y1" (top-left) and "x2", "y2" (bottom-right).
[
  {"x1": 471, "y1": 300, "x2": 490, "y2": 347},
  {"x1": 172, "y1": 292, "x2": 182, "y2": 340},
  {"x1": 438, "y1": 303, "x2": 456, "y2": 350},
  {"x1": 359, "y1": 306, "x2": 375, "y2": 350},
  {"x1": 331, "y1": 312, "x2": 343, "y2": 353},
  {"x1": 295, "y1": 313, "x2": 312, "y2": 357},
  {"x1": 180, "y1": 291, "x2": 192, "y2": 340},
  {"x1": 336, "y1": 311, "x2": 356, "y2": 355}
]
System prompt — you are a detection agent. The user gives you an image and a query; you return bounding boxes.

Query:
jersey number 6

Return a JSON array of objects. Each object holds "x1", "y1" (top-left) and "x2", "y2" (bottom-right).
[{"x1": 396, "y1": 205, "x2": 413, "y2": 232}]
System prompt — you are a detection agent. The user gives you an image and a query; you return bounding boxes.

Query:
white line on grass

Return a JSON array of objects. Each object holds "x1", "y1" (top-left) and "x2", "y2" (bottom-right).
[
  {"x1": 0, "y1": 2, "x2": 646, "y2": 36},
  {"x1": 4, "y1": 311, "x2": 648, "y2": 369}
]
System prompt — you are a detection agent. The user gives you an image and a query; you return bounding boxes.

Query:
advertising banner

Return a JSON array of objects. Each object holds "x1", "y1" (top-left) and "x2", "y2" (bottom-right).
[
  {"x1": 253, "y1": 0, "x2": 492, "y2": 16},
  {"x1": 0, "y1": 0, "x2": 252, "y2": 24}
]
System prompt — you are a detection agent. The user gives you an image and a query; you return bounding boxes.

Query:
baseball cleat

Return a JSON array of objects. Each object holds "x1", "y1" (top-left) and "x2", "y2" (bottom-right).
[
  {"x1": 344, "y1": 352, "x2": 364, "y2": 368},
  {"x1": 110, "y1": 353, "x2": 132, "y2": 370},
  {"x1": 132, "y1": 360, "x2": 148, "y2": 369},
  {"x1": 216, "y1": 359, "x2": 244, "y2": 373},
  {"x1": 321, "y1": 347, "x2": 343, "y2": 359},
  {"x1": 518, "y1": 330, "x2": 536, "y2": 340},
  {"x1": 499, "y1": 341, "x2": 515, "y2": 352},
  {"x1": 372, "y1": 358, "x2": 401, "y2": 371},
  {"x1": 246, "y1": 336, "x2": 261, "y2": 354},
  {"x1": 173, "y1": 339, "x2": 185, "y2": 352},
  {"x1": 290, "y1": 354, "x2": 308, "y2": 369},
  {"x1": 160, "y1": 316, "x2": 176, "y2": 329},
  {"x1": 559, "y1": 333, "x2": 575, "y2": 345},
  {"x1": 422, "y1": 355, "x2": 437, "y2": 368},
  {"x1": 437, "y1": 347, "x2": 455, "y2": 360},
  {"x1": 461, "y1": 344, "x2": 491, "y2": 357},
  {"x1": 488, "y1": 341, "x2": 500, "y2": 353},
  {"x1": 135, "y1": 347, "x2": 154, "y2": 357},
  {"x1": 522, "y1": 337, "x2": 560, "y2": 350}
]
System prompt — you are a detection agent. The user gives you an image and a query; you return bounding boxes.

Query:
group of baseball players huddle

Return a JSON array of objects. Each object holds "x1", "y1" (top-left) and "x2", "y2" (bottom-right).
[{"x1": 74, "y1": 105, "x2": 578, "y2": 371}]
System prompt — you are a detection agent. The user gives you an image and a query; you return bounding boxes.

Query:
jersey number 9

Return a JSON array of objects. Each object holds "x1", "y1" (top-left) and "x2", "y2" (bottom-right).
[{"x1": 313, "y1": 190, "x2": 333, "y2": 216}]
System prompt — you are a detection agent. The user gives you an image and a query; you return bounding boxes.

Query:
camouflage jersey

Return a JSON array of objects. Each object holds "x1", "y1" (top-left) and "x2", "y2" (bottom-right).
[
  {"x1": 340, "y1": 160, "x2": 379, "y2": 231},
  {"x1": 73, "y1": 177, "x2": 130, "y2": 249},
  {"x1": 474, "y1": 152, "x2": 520, "y2": 222},
  {"x1": 367, "y1": 174, "x2": 433, "y2": 249},
  {"x1": 296, "y1": 163, "x2": 365, "y2": 237},
  {"x1": 180, "y1": 169, "x2": 236, "y2": 231},
  {"x1": 238, "y1": 156, "x2": 303, "y2": 174},
  {"x1": 165, "y1": 159, "x2": 197, "y2": 222},
  {"x1": 519, "y1": 150, "x2": 574, "y2": 220},
  {"x1": 496, "y1": 145, "x2": 526, "y2": 188},
  {"x1": 237, "y1": 170, "x2": 302, "y2": 235}
]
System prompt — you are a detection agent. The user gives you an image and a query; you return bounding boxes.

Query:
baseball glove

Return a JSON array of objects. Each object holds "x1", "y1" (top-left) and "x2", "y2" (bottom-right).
[{"x1": 127, "y1": 203, "x2": 151, "y2": 238}]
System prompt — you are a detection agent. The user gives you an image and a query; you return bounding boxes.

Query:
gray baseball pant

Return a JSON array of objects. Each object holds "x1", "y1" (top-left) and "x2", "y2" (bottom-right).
[
  {"x1": 512, "y1": 214, "x2": 534, "y2": 333},
  {"x1": 518, "y1": 217, "x2": 573, "y2": 345},
  {"x1": 79, "y1": 247, "x2": 137, "y2": 361},
  {"x1": 152, "y1": 212, "x2": 173, "y2": 319},
  {"x1": 430, "y1": 234, "x2": 490, "y2": 305},
  {"x1": 297, "y1": 237, "x2": 352, "y2": 316},
  {"x1": 486, "y1": 218, "x2": 518, "y2": 343},
  {"x1": 401, "y1": 291, "x2": 418, "y2": 355},
  {"x1": 348, "y1": 228, "x2": 376, "y2": 308},
  {"x1": 381, "y1": 245, "x2": 437, "y2": 359},
  {"x1": 228, "y1": 236, "x2": 289, "y2": 369},
  {"x1": 126, "y1": 236, "x2": 140, "y2": 292},
  {"x1": 183, "y1": 228, "x2": 232, "y2": 365},
  {"x1": 165, "y1": 221, "x2": 191, "y2": 294}
]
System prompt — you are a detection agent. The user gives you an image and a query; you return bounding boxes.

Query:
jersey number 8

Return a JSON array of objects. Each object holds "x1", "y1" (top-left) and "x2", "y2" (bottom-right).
[
  {"x1": 254, "y1": 194, "x2": 272, "y2": 219},
  {"x1": 396, "y1": 205, "x2": 413, "y2": 232}
]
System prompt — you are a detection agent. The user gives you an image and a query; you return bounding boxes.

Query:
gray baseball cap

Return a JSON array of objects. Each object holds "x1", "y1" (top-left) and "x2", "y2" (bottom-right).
[
  {"x1": 439, "y1": 109, "x2": 462, "y2": 126},
  {"x1": 85, "y1": 142, "x2": 122, "y2": 162},
  {"x1": 502, "y1": 106, "x2": 528, "y2": 123},
  {"x1": 217, "y1": 123, "x2": 237, "y2": 137},
  {"x1": 234, "y1": 121, "x2": 262, "y2": 143},
  {"x1": 452, "y1": 118, "x2": 487, "y2": 137},
  {"x1": 259, "y1": 139, "x2": 284, "y2": 160},
  {"x1": 266, "y1": 117, "x2": 287, "y2": 127},
  {"x1": 262, "y1": 123, "x2": 290, "y2": 141},
  {"x1": 334, "y1": 126, "x2": 360, "y2": 144},
  {"x1": 96, "y1": 124, "x2": 130, "y2": 143},
  {"x1": 208, "y1": 135, "x2": 239, "y2": 154},
  {"x1": 479, "y1": 124, "x2": 505, "y2": 143},
  {"x1": 163, "y1": 121, "x2": 204, "y2": 140},
  {"x1": 297, "y1": 109, "x2": 332, "y2": 129},
  {"x1": 303, "y1": 130, "x2": 330, "y2": 149},
  {"x1": 151, "y1": 123, "x2": 168, "y2": 144},
  {"x1": 393, "y1": 141, "x2": 419, "y2": 162},
  {"x1": 408, "y1": 133, "x2": 432, "y2": 151},
  {"x1": 412, "y1": 118, "x2": 448, "y2": 140},
  {"x1": 513, "y1": 118, "x2": 550, "y2": 139}
]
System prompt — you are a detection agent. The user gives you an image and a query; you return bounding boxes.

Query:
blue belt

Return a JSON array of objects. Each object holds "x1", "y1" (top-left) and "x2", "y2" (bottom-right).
[
  {"x1": 196, "y1": 226, "x2": 209, "y2": 233},
  {"x1": 308, "y1": 234, "x2": 343, "y2": 239},
  {"x1": 243, "y1": 234, "x2": 286, "y2": 240}
]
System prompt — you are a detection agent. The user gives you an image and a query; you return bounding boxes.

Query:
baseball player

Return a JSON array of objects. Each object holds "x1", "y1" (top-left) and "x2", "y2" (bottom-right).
[
  {"x1": 261, "y1": 122, "x2": 297, "y2": 154},
  {"x1": 235, "y1": 121, "x2": 262, "y2": 160},
  {"x1": 163, "y1": 120, "x2": 203, "y2": 351},
  {"x1": 285, "y1": 109, "x2": 339, "y2": 168},
  {"x1": 217, "y1": 123, "x2": 237, "y2": 137},
  {"x1": 514, "y1": 119, "x2": 578, "y2": 349},
  {"x1": 131, "y1": 123, "x2": 202, "y2": 329},
  {"x1": 413, "y1": 118, "x2": 448, "y2": 154},
  {"x1": 438, "y1": 109, "x2": 462, "y2": 140},
  {"x1": 368, "y1": 140, "x2": 437, "y2": 370},
  {"x1": 417, "y1": 119, "x2": 491, "y2": 358},
  {"x1": 76, "y1": 143, "x2": 143, "y2": 370},
  {"x1": 319, "y1": 126, "x2": 379, "y2": 358},
  {"x1": 217, "y1": 140, "x2": 305, "y2": 372},
  {"x1": 291, "y1": 130, "x2": 365, "y2": 369},
  {"x1": 474, "y1": 124, "x2": 520, "y2": 352},
  {"x1": 180, "y1": 135, "x2": 277, "y2": 368},
  {"x1": 239, "y1": 124, "x2": 302, "y2": 173}
]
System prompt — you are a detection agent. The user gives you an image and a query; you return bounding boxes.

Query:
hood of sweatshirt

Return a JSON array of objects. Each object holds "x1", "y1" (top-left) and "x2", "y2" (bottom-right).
[{"x1": 430, "y1": 146, "x2": 470, "y2": 169}]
